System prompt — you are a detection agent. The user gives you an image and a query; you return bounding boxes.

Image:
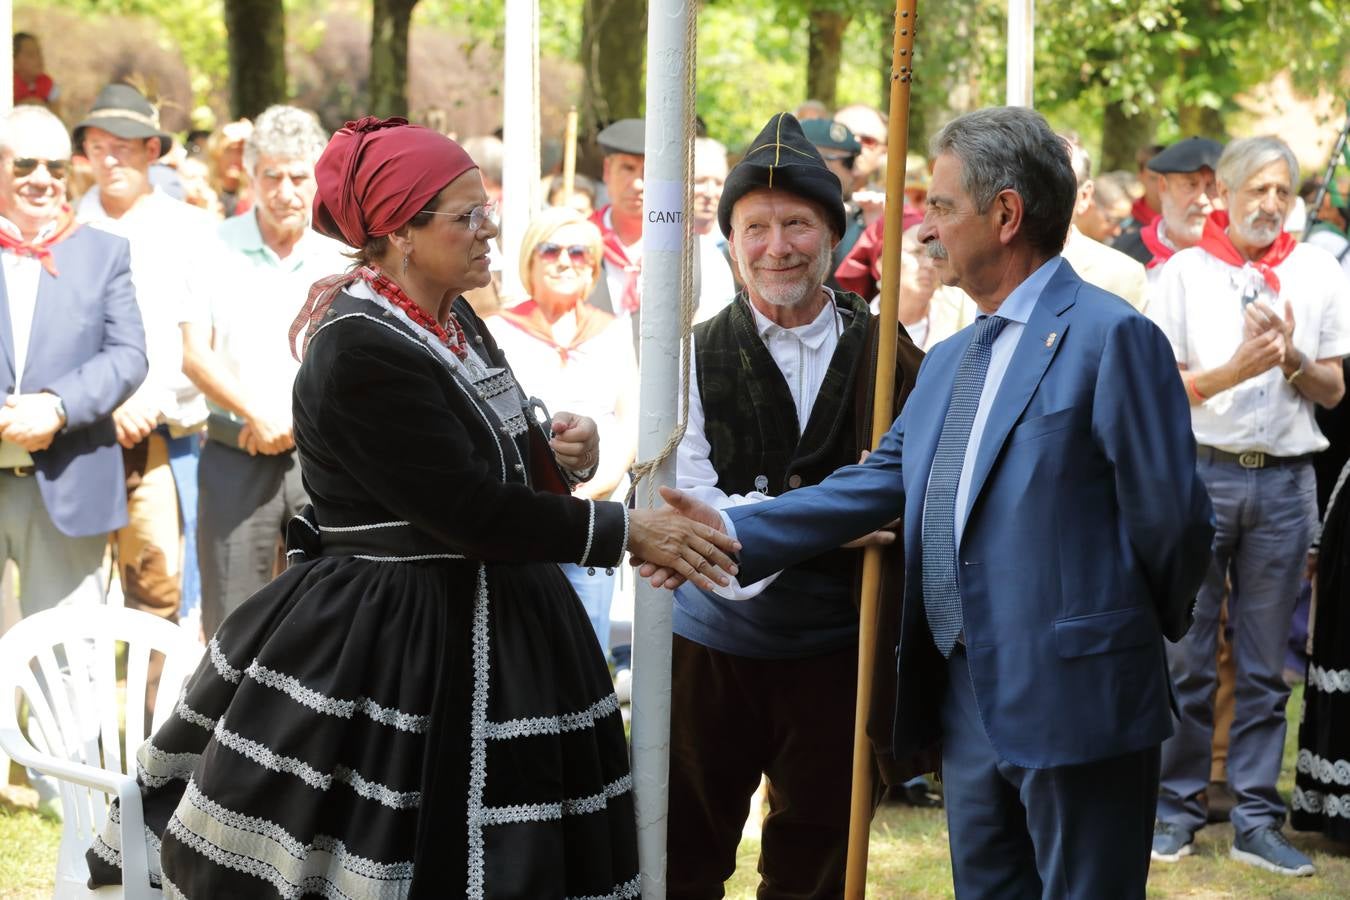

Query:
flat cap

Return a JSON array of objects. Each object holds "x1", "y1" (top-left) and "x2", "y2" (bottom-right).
[
  {"x1": 801, "y1": 119, "x2": 860, "y2": 155},
  {"x1": 597, "y1": 118, "x2": 645, "y2": 156},
  {"x1": 1147, "y1": 137, "x2": 1224, "y2": 174}
]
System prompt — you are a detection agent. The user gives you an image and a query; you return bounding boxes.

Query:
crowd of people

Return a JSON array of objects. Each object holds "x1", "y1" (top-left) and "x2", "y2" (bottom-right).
[{"x1": 5, "y1": 28, "x2": 1350, "y2": 899}]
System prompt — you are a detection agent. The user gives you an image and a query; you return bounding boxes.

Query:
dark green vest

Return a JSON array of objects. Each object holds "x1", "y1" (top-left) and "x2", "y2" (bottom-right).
[{"x1": 694, "y1": 291, "x2": 872, "y2": 578}]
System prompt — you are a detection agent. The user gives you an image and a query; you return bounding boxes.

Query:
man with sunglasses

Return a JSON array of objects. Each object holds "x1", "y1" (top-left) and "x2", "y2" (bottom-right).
[
  {"x1": 0, "y1": 104, "x2": 148, "y2": 812},
  {"x1": 179, "y1": 105, "x2": 347, "y2": 638},
  {"x1": 802, "y1": 118, "x2": 866, "y2": 292},
  {"x1": 73, "y1": 83, "x2": 215, "y2": 643}
]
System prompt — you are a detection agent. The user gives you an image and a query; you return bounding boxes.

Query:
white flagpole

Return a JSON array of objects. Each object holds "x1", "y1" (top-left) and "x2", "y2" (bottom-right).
[
  {"x1": 633, "y1": 0, "x2": 696, "y2": 895},
  {"x1": 500, "y1": 0, "x2": 540, "y2": 300},
  {"x1": 1006, "y1": 0, "x2": 1035, "y2": 107},
  {"x1": 2, "y1": 1, "x2": 14, "y2": 116}
]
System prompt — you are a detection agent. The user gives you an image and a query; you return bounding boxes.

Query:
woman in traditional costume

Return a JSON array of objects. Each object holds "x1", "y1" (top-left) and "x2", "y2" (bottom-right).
[{"x1": 88, "y1": 117, "x2": 737, "y2": 899}]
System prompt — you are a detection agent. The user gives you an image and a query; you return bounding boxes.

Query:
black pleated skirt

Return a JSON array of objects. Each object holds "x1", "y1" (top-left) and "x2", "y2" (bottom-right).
[{"x1": 87, "y1": 555, "x2": 639, "y2": 899}]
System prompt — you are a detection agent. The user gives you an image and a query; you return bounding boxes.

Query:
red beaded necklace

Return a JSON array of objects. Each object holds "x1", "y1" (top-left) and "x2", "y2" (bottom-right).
[{"x1": 361, "y1": 266, "x2": 469, "y2": 359}]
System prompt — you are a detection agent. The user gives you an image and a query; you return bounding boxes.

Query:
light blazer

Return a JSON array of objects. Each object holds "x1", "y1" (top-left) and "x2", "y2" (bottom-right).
[
  {"x1": 728, "y1": 260, "x2": 1213, "y2": 769},
  {"x1": 0, "y1": 226, "x2": 148, "y2": 537}
]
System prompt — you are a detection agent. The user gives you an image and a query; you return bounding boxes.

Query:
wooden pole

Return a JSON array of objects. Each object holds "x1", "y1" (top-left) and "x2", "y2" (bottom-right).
[
  {"x1": 844, "y1": 2, "x2": 919, "y2": 896},
  {"x1": 562, "y1": 106, "x2": 579, "y2": 204}
]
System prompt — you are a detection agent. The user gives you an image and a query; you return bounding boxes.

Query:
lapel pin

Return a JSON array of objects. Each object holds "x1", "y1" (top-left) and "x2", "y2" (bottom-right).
[{"x1": 1045, "y1": 331, "x2": 1057, "y2": 348}]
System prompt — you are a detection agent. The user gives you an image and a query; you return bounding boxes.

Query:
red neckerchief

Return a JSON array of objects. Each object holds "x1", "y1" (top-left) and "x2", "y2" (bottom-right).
[
  {"x1": 1196, "y1": 210, "x2": 1298, "y2": 295},
  {"x1": 495, "y1": 298, "x2": 615, "y2": 364},
  {"x1": 590, "y1": 205, "x2": 641, "y2": 314},
  {"x1": 0, "y1": 205, "x2": 80, "y2": 276},
  {"x1": 290, "y1": 266, "x2": 468, "y2": 360},
  {"x1": 1131, "y1": 196, "x2": 1159, "y2": 227},
  {"x1": 13, "y1": 73, "x2": 55, "y2": 104},
  {"x1": 1139, "y1": 219, "x2": 1176, "y2": 270}
]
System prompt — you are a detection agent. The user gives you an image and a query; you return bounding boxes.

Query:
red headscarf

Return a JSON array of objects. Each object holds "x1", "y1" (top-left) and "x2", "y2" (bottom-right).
[{"x1": 312, "y1": 116, "x2": 477, "y2": 248}]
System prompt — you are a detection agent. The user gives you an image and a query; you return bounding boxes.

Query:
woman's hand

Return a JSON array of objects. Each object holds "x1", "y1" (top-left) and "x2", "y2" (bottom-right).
[
  {"x1": 627, "y1": 486, "x2": 740, "y2": 592},
  {"x1": 550, "y1": 411, "x2": 599, "y2": 474},
  {"x1": 630, "y1": 487, "x2": 737, "y2": 590}
]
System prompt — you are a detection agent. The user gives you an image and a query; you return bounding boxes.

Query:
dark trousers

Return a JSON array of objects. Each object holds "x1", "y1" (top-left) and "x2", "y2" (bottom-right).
[
  {"x1": 198, "y1": 441, "x2": 307, "y2": 637},
  {"x1": 667, "y1": 635, "x2": 872, "y2": 900},
  {"x1": 942, "y1": 647, "x2": 1159, "y2": 900}
]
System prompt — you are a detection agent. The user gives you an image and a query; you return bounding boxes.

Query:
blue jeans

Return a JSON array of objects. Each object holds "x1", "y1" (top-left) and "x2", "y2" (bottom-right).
[
  {"x1": 1157, "y1": 458, "x2": 1317, "y2": 836},
  {"x1": 562, "y1": 563, "x2": 615, "y2": 660}
]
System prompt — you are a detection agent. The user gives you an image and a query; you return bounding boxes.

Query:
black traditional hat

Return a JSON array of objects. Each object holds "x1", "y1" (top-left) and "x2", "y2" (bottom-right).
[
  {"x1": 801, "y1": 118, "x2": 861, "y2": 156},
  {"x1": 597, "y1": 118, "x2": 645, "y2": 156},
  {"x1": 717, "y1": 112, "x2": 845, "y2": 239},
  {"x1": 73, "y1": 84, "x2": 174, "y2": 157},
  {"x1": 1147, "y1": 137, "x2": 1224, "y2": 175}
]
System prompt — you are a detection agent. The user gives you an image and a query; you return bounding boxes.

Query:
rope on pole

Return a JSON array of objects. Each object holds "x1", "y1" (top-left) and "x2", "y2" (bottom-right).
[{"x1": 844, "y1": 2, "x2": 920, "y2": 896}]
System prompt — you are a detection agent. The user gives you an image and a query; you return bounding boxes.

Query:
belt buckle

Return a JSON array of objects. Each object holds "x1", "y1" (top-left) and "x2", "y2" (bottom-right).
[
  {"x1": 9, "y1": 466, "x2": 32, "y2": 477},
  {"x1": 1237, "y1": 451, "x2": 1265, "y2": 469}
]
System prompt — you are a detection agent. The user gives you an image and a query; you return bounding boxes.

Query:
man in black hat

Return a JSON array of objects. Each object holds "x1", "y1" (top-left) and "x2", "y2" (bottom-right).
[
  {"x1": 801, "y1": 118, "x2": 866, "y2": 290},
  {"x1": 587, "y1": 118, "x2": 646, "y2": 324},
  {"x1": 665, "y1": 111, "x2": 923, "y2": 898},
  {"x1": 1112, "y1": 136, "x2": 1223, "y2": 273},
  {"x1": 73, "y1": 83, "x2": 214, "y2": 651}
]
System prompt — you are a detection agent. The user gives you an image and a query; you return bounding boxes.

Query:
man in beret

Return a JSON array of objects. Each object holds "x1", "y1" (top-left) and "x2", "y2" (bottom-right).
[
  {"x1": 74, "y1": 83, "x2": 215, "y2": 648},
  {"x1": 1113, "y1": 136, "x2": 1223, "y2": 276},
  {"x1": 665, "y1": 112, "x2": 924, "y2": 898},
  {"x1": 587, "y1": 118, "x2": 646, "y2": 334}
]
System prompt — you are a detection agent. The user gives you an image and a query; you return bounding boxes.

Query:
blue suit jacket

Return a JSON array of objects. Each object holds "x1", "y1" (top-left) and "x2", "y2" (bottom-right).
[
  {"x1": 728, "y1": 260, "x2": 1214, "y2": 769},
  {"x1": 0, "y1": 226, "x2": 148, "y2": 537}
]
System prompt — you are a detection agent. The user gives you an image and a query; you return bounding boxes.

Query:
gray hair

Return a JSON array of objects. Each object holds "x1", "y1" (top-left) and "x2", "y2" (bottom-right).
[
  {"x1": 930, "y1": 107, "x2": 1077, "y2": 256},
  {"x1": 0, "y1": 105, "x2": 72, "y2": 159},
  {"x1": 460, "y1": 136, "x2": 504, "y2": 187},
  {"x1": 1062, "y1": 136, "x2": 1092, "y2": 186},
  {"x1": 243, "y1": 105, "x2": 328, "y2": 175},
  {"x1": 1216, "y1": 135, "x2": 1298, "y2": 194}
]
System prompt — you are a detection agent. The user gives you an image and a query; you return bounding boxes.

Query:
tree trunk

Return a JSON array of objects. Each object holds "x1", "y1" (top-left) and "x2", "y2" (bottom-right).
[
  {"x1": 1177, "y1": 103, "x2": 1225, "y2": 142},
  {"x1": 577, "y1": 0, "x2": 647, "y2": 176},
  {"x1": 1100, "y1": 99, "x2": 1156, "y2": 172},
  {"x1": 370, "y1": 0, "x2": 420, "y2": 118},
  {"x1": 806, "y1": 9, "x2": 851, "y2": 109},
  {"x1": 224, "y1": 0, "x2": 287, "y2": 120}
]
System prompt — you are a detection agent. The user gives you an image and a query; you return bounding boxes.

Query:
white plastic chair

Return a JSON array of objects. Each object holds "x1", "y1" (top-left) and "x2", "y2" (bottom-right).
[{"x1": 0, "y1": 605, "x2": 204, "y2": 899}]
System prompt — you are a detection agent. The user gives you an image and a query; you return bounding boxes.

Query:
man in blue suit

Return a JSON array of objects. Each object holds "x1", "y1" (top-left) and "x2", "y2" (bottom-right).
[
  {"x1": 651, "y1": 107, "x2": 1214, "y2": 897},
  {"x1": 0, "y1": 105, "x2": 147, "y2": 617}
]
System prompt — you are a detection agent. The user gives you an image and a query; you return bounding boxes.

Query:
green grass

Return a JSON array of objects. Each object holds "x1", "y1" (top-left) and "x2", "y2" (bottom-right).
[{"x1": 2, "y1": 686, "x2": 1347, "y2": 897}]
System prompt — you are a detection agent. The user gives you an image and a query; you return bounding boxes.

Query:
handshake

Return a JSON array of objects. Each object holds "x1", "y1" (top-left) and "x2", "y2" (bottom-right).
[{"x1": 625, "y1": 487, "x2": 741, "y2": 592}]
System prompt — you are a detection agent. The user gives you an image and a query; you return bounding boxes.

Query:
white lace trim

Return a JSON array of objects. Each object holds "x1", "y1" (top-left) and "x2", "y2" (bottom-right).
[
  {"x1": 484, "y1": 693, "x2": 621, "y2": 741},
  {"x1": 95, "y1": 797, "x2": 164, "y2": 885},
  {"x1": 175, "y1": 688, "x2": 217, "y2": 732},
  {"x1": 466, "y1": 564, "x2": 491, "y2": 899},
  {"x1": 352, "y1": 553, "x2": 467, "y2": 563},
  {"x1": 568, "y1": 874, "x2": 643, "y2": 900},
  {"x1": 478, "y1": 774, "x2": 632, "y2": 826},
  {"x1": 136, "y1": 740, "x2": 200, "y2": 788},
  {"x1": 579, "y1": 499, "x2": 596, "y2": 567},
  {"x1": 334, "y1": 765, "x2": 422, "y2": 810},
  {"x1": 319, "y1": 520, "x2": 411, "y2": 533},
  {"x1": 291, "y1": 514, "x2": 320, "y2": 536},
  {"x1": 1308, "y1": 663, "x2": 1350, "y2": 694},
  {"x1": 241, "y1": 658, "x2": 431, "y2": 734},
  {"x1": 168, "y1": 778, "x2": 414, "y2": 900},
  {"x1": 161, "y1": 873, "x2": 186, "y2": 899},
  {"x1": 208, "y1": 637, "x2": 243, "y2": 683},
  {"x1": 1293, "y1": 785, "x2": 1350, "y2": 819},
  {"x1": 619, "y1": 507, "x2": 630, "y2": 562},
  {"x1": 1297, "y1": 748, "x2": 1350, "y2": 786},
  {"x1": 213, "y1": 720, "x2": 330, "y2": 790}
]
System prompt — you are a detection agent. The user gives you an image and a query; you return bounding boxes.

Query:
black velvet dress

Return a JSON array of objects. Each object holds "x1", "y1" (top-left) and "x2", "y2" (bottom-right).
[
  {"x1": 88, "y1": 289, "x2": 639, "y2": 898},
  {"x1": 1292, "y1": 456, "x2": 1350, "y2": 843}
]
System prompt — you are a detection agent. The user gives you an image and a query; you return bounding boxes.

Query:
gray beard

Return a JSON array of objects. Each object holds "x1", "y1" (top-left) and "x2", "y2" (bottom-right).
[{"x1": 739, "y1": 240, "x2": 834, "y2": 309}]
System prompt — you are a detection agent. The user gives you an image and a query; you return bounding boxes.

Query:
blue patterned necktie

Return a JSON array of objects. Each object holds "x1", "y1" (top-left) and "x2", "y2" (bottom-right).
[{"x1": 922, "y1": 314, "x2": 1010, "y2": 657}]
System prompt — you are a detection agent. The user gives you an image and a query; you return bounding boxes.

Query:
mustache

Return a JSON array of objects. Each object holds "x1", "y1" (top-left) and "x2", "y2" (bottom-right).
[
  {"x1": 1245, "y1": 209, "x2": 1282, "y2": 228},
  {"x1": 925, "y1": 241, "x2": 949, "y2": 260}
]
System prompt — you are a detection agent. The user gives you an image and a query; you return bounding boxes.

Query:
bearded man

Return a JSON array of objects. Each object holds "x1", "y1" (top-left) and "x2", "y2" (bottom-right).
[
  {"x1": 1113, "y1": 137, "x2": 1223, "y2": 279},
  {"x1": 665, "y1": 112, "x2": 924, "y2": 899},
  {"x1": 1147, "y1": 135, "x2": 1350, "y2": 877}
]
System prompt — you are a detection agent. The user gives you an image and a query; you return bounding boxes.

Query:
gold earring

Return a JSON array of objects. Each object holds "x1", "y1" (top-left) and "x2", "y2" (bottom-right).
[{"x1": 402, "y1": 251, "x2": 410, "y2": 275}]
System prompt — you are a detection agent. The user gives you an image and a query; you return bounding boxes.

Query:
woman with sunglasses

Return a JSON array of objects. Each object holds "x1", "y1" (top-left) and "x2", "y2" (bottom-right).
[
  {"x1": 488, "y1": 206, "x2": 638, "y2": 670},
  {"x1": 87, "y1": 117, "x2": 737, "y2": 899}
]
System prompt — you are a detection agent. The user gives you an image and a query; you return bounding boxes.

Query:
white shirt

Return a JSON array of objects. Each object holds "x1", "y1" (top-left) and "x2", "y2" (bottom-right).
[
  {"x1": 601, "y1": 207, "x2": 642, "y2": 321},
  {"x1": 0, "y1": 216, "x2": 56, "y2": 467},
  {"x1": 679, "y1": 293, "x2": 843, "y2": 599},
  {"x1": 1306, "y1": 228, "x2": 1350, "y2": 281},
  {"x1": 487, "y1": 308, "x2": 637, "y2": 500},
  {"x1": 1148, "y1": 242, "x2": 1350, "y2": 455},
  {"x1": 186, "y1": 210, "x2": 348, "y2": 423},
  {"x1": 693, "y1": 232, "x2": 737, "y2": 324},
  {"x1": 77, "y1": 187, "x2": 213, "y2": 431}
]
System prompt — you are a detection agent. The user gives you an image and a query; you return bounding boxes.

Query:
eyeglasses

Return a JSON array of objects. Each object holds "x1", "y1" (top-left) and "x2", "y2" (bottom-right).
[
  {"x1": 11, "y1": 158, "x2": 69, "y2": 180},
  {"x1": 820, "y1": 152, "x2": 857, "y2": 167},
  {"x1": 424, "y1": 201, "x2": 497, "y2": 232},
  {"x1": 536, "y1": 242, "x2": 592, "y2": 265}
]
